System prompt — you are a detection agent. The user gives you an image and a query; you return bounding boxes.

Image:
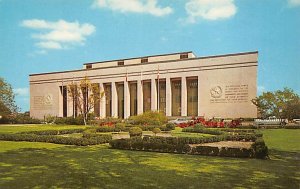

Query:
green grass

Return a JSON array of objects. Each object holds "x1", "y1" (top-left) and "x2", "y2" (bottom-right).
[
  {"x1": 0, "y1": 124, "x2": 88, "y2": 134},
  {"x1": 262, "y1": 129, "x2": 300, "y2": 152},
  {"x1": 171, "y1": 126, "x2": 213, "y2": 138},
  {"x1": 0, "y1": 125, "x2": 299, "y2": 188}
]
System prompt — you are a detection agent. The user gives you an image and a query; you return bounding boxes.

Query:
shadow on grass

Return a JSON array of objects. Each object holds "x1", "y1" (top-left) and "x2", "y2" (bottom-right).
[{"x1": 0, "y1": 145, "x2": 299, "y2": 189}]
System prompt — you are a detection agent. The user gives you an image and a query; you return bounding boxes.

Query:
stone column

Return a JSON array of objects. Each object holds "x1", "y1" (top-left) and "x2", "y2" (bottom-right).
[
  {"x1": 181, "y1": 77, "x2": 187, "y2": 116},
  {"x1": 166, "y1": 77, "x2": 172, "y2": 116},
  {"x1": 198, "y1": 76, "x2": 202, "y2": 117},
  {"x1": 137, "y1": 80, "x2": 143, "y2": 114},
  {"x1": 151, "y1": 78, "x2": 157, "y2": 111},
  {"x1": 124, "y1": 81, "x2": 130, "y2": 118},
  {"x1": 99, "y1": 83, "x2": 106, "y2": 118},
  {"x1": 111, "y1": 82, "x2": 118, "y2": 118}
]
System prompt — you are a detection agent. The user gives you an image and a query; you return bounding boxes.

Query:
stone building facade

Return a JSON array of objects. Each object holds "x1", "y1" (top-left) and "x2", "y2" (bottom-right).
[{"x1": 29, "y1": 51, "x2": 258, "y2": 119}]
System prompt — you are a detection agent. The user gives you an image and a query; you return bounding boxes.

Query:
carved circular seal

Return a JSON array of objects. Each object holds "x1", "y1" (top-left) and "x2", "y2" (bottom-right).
[
  {"x1": 210, "y1": 86, "x2": 222, "y2": 98},
  {"x1": 44, "y1": 94, "x2": 53, "y2": 105}
]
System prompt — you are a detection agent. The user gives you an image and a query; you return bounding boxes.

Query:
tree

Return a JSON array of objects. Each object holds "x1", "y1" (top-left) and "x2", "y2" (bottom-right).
[
  {"x1": 252, "y1": 88, "x2": 300, "y2": 120},
  {"x1": 0, "y1": 77, "x2": 18, "y2": 116},
  {"x1": 67, "y1": 76, "x2": 104, "y2": 125}
]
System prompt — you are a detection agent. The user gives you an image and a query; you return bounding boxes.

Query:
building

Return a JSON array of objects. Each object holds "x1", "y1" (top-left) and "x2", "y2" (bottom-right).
[{"x1": 29, "y1": 51, "x2": 258, "y2": 119}]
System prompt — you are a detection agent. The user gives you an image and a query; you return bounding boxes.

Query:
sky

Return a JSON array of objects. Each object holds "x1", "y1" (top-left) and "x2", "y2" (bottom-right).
[{"x1": 0, "y1": 0, "x2": 300, "y2": 112}]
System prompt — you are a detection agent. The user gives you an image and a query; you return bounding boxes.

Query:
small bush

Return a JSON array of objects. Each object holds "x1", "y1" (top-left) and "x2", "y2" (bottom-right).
[
  {"x1": 129, "y1": 127, "x2": 143, "y2": 138},
  {"x1": 152, "y1": 128, "x2": 161, "y2": 136},
  {"x1": 166, "y1": 123, "x2": 176, "y2": 130},
  {"x1": 115, "y1": 123, "x2": 126, "y2": 132},
  {"x1": 251, "y1": 138, "x2": 269, "y2": 159},
  {"x1": 128, "y1": 111, "x2": 168, "y2": 126},
  {"x1": 54, "y1": 116, "x2": 84, "y2": 125},
  {"x1": 96, "y1": 126, "x2": 115, "y2": 132}
]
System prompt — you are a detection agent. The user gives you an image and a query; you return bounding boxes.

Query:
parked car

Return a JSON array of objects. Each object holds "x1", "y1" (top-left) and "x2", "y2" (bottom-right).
[
  {"x1": 292, "y1": 119, "x2": 300, "y2": 124},
  {"x1": 168, "y1": 118, "x2": 190, "y2": 125},
  {"x1": 255, "y1": 116, "x2": 287, "y2": 126}
]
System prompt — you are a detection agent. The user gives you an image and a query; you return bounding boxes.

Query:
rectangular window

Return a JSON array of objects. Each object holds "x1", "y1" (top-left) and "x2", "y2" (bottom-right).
[
  {"x1": 129, "y1": 82, "x2": 137, "y2": 116},
  {"x1": 86, "y1": 64, "x2": 92, "y2": 69},
  {"x1": 143, "y1": 81, "x2": 151, "y2": 112},
  {"x1": 156, "y1": 79, "x2": 166, "y2": 114},
  {"x1": 171, "y1": 79, "x2": 181, "y2": 116},
  {"x1": 187, "y1": 77, "x2": 198, "y2": 116},
  {"x1": 180, "y1": 53, "x2": 188, "y2": 59},
  {"x1": 118, "y1": 61, "x2": 124, "y2": 66},
  {"x1": 104, "y1": 84, "x2": 112, "y2": 117},
  {"x1": 117, "y1": 82, "x2": 124, "y2": 118},
  {"x1": 61, "y1": 86, "x2": 68, "y2": 117},
  {"x1": 141, "y1": 58, "x2": 148, "y2": 63}
]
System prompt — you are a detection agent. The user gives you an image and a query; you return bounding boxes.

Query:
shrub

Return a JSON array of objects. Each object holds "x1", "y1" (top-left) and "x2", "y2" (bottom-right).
[
  {"x1": 54, "y1": 116, "x2": 84, "y2": 125},
  {"x1": 0, "y1": 133, "x2": 112, "y2": 146},
  {"x1": 182, "y1": 127, "x2": 225, "y2": 135},
  {"x1": 191, "y1": 146, "x2": 219, "y2": 156},
  {"x1": 115, "y1": 123, "x2": 126, "y2": 132},
  {"x1": 97, "y1": 117, "x2": 122, "y2": 126},
  {"x1": 284, "y1": 125, "x2": 300, "y2": 129},
  {"x1": 194, "y1": 123, "x2": 205, "y2": 130},
  {"x1": 128, "y1": 111, "x2": 168, "y2": 126},
  {"x1": 166, "y1": 123, "x2": 176, "y2": 130},
  {"x1": 109, "y1": 136, "x2": 191, "y2": 154},
  {"x1": 21, "y1": 129, "x2": 85, "y2": 135},
  {"x1": 129, "y1": 127, "x2": 143, "y2": 138},
  {"x1": 251, "y1": 138, "x2": 269, "y2": 159},
  {"x1": 0, "y1": 113, "x2": 41, "y2": 124},
  {"x1": 96, "y1": 126, "x2": 115, "y2": 132},
  {"x1": 152, "y1": 128, "x2": 161, "y2": 136}
]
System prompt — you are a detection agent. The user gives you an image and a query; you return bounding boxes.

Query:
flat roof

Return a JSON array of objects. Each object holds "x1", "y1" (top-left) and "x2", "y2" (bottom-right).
[
  {"x1": 29, "y1": 50, "x2": 258, "y2": 76},
  {"x1": 83, "y1": 51, "x2": 194, "y2": 65}
]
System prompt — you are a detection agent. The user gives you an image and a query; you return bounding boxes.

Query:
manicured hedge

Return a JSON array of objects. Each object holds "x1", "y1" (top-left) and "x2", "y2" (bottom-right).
[
  {"x1": 220, "y1": 129, "x2": 256, "y2": 133},
  {"x1": 251, "y1": 138, "x2": 269, "y2": 159},
  {"x1": 95, "y1": 125, "x2": 172, "y2": 133},
  {"x1": 109, "y1": 135, "x2": 268, "y2": 159},
  {"x1": 20, "y1": 129, "x2": 85, "y2": 135},
  {"x1": 0, "y1": 133, "x2": 112, "y2": 146},
  {"x1": 182, "y1": 127, "x2": 225, "y2": 135},
  {"x1": 191, "y1": 146, "x2": 253, "y2": 158},
  {"x1": 284, "y1": 125, "x2": 300, "y2": 129},
  {"x1": 110, "y1": 136, "x2": 191, "y2": 154}
]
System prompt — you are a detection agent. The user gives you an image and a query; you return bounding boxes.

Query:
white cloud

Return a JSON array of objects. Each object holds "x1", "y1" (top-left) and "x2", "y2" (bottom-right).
[
  {"x1": 288, "y1": 0, "x2": 300, "y2": 7},
  {"x1": 36, "y1": 41, "x2": 63, "y2": 49},
  {"x1": 13, "y1": 88, "x2": 29, "y2": 97},
  {"x1": 92, "y1": 0, "x2": 173, "y2": 17},
  {"x1": 21, "y1": 19, "x2": 95, "y2": 51},
  {"x1": 185, "y1": 0, "x2": 237, "y2": 23}
]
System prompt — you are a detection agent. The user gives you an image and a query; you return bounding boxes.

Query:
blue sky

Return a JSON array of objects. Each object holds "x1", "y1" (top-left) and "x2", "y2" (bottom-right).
[{"x1": 0, "y1": 0, "x2": 299, "y2": 112}]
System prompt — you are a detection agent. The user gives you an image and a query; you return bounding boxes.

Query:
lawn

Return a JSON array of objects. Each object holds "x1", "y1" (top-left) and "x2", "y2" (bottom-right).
[
  {"x1": 0, "y1": 126, "x2": 299, "y2": 189},
  {"x1": 171, "y1": 127, "x2": 213, "y2": 137},
  {"x1": 0, "y1": 124, "x2": 88, "y2": 134}
]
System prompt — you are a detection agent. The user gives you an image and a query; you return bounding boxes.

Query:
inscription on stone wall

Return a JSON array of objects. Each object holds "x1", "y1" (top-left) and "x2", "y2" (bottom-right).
[
  {"x1": 210, "y1": 84, "x2": 249, "y2": 104},
  {"x1": 33, "y1": 94, "x2": 53, "y2": 109}
]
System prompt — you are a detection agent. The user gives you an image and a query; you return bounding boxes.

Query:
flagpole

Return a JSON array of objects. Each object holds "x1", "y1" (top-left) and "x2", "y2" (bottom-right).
[
  {"x1": 157, "y1": 65, "x2": 160, "y2": 112},
  {"x1": 61, "y1": 77, "x2": 64, "y2": 118}
]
